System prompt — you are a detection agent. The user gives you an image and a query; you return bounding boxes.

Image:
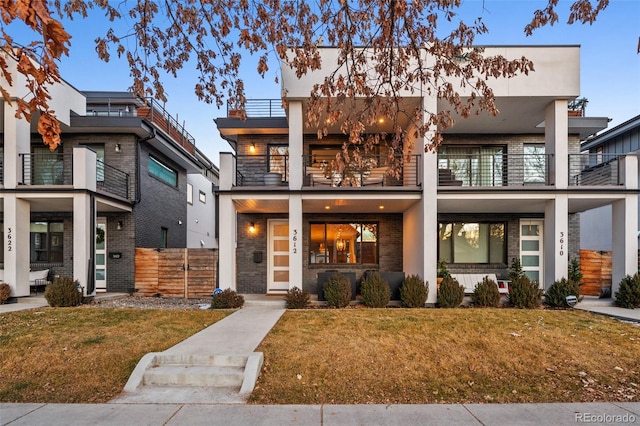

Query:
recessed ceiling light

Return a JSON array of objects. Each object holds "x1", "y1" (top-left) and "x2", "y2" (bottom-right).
[
  {"x1": 378, "y1": 117, "x2": 385, "y2": 124},
  {"x1": 379, "y1": 205, "x2": 385, "y2": 210},
  {"x1": 324, "y1": 205, "x2": 331, "y2": 210}
]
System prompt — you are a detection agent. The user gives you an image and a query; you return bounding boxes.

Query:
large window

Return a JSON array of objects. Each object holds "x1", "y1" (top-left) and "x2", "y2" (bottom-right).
[
  {"x1": 149, "y1": 156, "x2": 178, "y2": 186},
  {"x1": 310, "y1": 222, "x2": 378, "y2": 264},
  {"x1": 438, "y1": 222, "x2": 506, "y2": 264},
  {"x1": 268, "y1": 145, "x2": 289, "y2": 181},
  {"x1": 30, "y1": 221, "x2": 64, "y2": 262},
  {"x1": 524, "y1": 145, "x2": 546, "y2": 184},
  {"x1": 438, "y1": 146, "x2": 504, "y2": 187}
]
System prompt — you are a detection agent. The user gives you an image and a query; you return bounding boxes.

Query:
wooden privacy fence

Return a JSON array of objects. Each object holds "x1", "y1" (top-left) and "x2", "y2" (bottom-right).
[
  {"x1": 135, "y1": 248, "x2": 218, "y2": 298},
  {"x1": 580, "y1": 249, "x2": 640, "y2": 296}
]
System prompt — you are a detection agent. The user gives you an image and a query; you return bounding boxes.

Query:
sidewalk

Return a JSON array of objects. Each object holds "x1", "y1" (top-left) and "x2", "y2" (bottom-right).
[{"x1": 2, "y1": 402, "x2": 639, "y2": 425}]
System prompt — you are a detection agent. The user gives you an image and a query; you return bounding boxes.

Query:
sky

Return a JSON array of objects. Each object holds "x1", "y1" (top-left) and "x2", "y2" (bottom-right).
[{"x1": 7, "y1": 0, "x2": 640, "y2": 166}]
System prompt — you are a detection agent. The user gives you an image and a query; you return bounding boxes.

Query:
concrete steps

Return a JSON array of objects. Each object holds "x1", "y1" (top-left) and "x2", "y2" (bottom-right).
[{"x1": 143, "y1": 365, "x2": 245, "y2": 387}]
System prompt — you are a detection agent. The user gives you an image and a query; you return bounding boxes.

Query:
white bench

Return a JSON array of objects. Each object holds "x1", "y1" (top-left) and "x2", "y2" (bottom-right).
[
  {"x1": 30, "y1": 269, "x2": 51, "y2": 294},
  {"x1": 450, "y1": 273, "x2": 509, "y2": 295}
]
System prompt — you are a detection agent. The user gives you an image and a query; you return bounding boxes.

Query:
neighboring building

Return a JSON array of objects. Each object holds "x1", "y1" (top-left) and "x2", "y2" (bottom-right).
[
  {"x1": 1, "y1": 60, "x2": 216, "y2": 297},
  {"x1": 187, "y1": 148, "x2": 219, "y2": 249},
  {"x1": 580, "y1": 115, "x2": 640, "y2": 251},
  {"x1": 215, "y1": 46, "x2": 638, "y2": 302}
]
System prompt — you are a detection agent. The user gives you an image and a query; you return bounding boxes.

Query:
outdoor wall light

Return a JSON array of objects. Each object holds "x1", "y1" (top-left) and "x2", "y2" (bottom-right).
[
  {"x1": 249, "y1": 222, "x2": 256, "y2": 234},
  {"x1": 249, "y1": 143, "x2": 256, "y2": 154},
  {"x1": 117, "y1": 221, "x2": 123, "y2": 230},
  {"x1": 115, "y1": 143, "x2": 121, "y2": 152}
]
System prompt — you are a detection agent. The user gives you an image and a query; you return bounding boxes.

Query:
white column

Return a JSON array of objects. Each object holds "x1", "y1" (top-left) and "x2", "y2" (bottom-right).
[
  {"x1": 73, "y1": 193, "x2": 94, "y2": 296},
  {"x1": 544, "y1": 195, "x2": 569, "y2": 289},
  {"x1": 289, "y1": 194, "x2": 303, "y2": 290},
  {"x1": 3, "y1": 101, "x2": 31, "y2": 189},
  {"x1": 545, "y1": 99, "x2": 569, "y2": 189},
  {"x1": 423, "y1": 94, "x2": 439, "y2": 304},
  {"x1": 288, "y1": 101, "x2": 303, "y2": 189},
  {"x1": 217, "y1": 194, "x2": 237, "y2": 291},
  {"x1": 73, "y1": 146, "x2": 97, "y2": 191},
  {"x1": 612, "y1": 196, "x2": 638, "y2": 293},
  {"x1": 218, "y1": 152, "x2": 235, "y2": 190},
  {"x1": 4, "y1": 195, "x2": 30, "y2": 296}
]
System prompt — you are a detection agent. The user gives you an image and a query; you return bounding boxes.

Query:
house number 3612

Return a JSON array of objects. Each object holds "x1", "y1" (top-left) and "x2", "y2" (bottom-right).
[
  {"x1": 292, "y1": 229, "x2": 298, "y2": 254},
  {"x1": 559, "y1": 231, "x2": 565, "y2": 257},
  {"x1": 6, "y1": 227, "x2": 12, "y2": 251}
]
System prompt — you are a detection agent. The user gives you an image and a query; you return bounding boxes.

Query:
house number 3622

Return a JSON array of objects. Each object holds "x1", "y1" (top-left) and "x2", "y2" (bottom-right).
[
  {"x1": 559, "y1": 231, "x2": 565, "y2": 257},
  {"x1": 6, "y1": 227, "x2": 12, "y2": 251}
]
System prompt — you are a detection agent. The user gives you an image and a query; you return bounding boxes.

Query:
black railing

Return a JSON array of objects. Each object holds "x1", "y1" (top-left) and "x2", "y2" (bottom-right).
[
  {"x1": 569, "y1": 153, "x2": 621, "y2": 186},
  {"x1": 21, "y1": 153, "x2": 73, "y2": 185},
  {"x1": 437, "y1": 153, "x2": 552, "y2": 187},
  {"x1": 303, "y1": 154, "x2": 421, "y2": 188},
  {"x1": 97, "y1": 160, "x2": 130, "y2": 199},
  {"x1": 235, "y1": 154, "x2": 289, "y2": 186},
  {"x1": 227, "y1": 99, "x2": 286, "y2": 118}
]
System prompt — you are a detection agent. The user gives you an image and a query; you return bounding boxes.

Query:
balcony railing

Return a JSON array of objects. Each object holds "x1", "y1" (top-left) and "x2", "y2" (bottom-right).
[
  {"x1": 569, "y1": 153, "x2": 621, "y2": 186},
  {"x1": 97, "y1": 160, "x2": 130, "y2": 199},
  {"x1": 137, "y1": 98, "x2": 196, "y2": 155},
  {"x1": 437, "y1": 153, "x2": 552, "y2": 187},
  {"x1": 303, "y1": 154, "x2": 421, "y2": 188},
  {"x1": 21, "y1": 153, "x2": 73, "y2": 185},
  {"x1": 227, "y1": 99, "x2": 286, "y2": 118},
  {"x1": 235, "y1": 154, "x2": 289, "y2": 186}
]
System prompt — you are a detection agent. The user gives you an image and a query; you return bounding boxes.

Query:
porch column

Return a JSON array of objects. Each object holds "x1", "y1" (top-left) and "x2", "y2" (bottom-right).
[
  {"x1": 4, "y1": 195, "x2": 30, "y2": 296},
  {"x1": 544, "y1": 195, "x2": 569, "y2": 289},
  {"x1": 288, "y1": 101, "x2": 303, "y2": 190},
  {"x1": 74, "y1": 193, "x2": 94, "y2": 296},
  {"x1": 611, "y1": 196, "x2": 638, "y2": 293},
  {"x1": 289, "y1": 194, "x2": 303, "y2": 289},
  {"x1": 545, "y1": 99, "x2": 569, "y2": 189},
  {"x1": 422, "y1": 93, "x2": 439, "y2": 304},
  {"x1": 3, "y1": 99, "x2": 30, "y2": 189},
  {"x1": 218, "y1": 193, "x2": 237, "y2": 291}
]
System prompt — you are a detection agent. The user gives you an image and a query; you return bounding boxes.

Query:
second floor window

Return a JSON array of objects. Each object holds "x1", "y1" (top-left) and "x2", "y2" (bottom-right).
[
  {"x1": 149, "y1": 156, "x2": 177, "y2": 186},
  {"x1": 268, "y1": 145, "x2": 289, "y2": 181}
]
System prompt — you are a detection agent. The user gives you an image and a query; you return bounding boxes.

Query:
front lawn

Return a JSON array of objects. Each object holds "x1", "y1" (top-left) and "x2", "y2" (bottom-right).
[
  {"x1": 250, "y1": 309, "x2": 640, "y2": 404},
  {"x1": 0, "y1": 308, "x2": 229, "y2": 403}
]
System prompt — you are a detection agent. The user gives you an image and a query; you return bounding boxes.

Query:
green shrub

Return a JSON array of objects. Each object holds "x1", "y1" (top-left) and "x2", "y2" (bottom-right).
[
  {"x1": 400, "y1": 274, "x2": 428, "y2": 308},
  {"x1": 323, "y1": 273, "x2": 352, "y2": 308},
  {"x1": 545, "y1": 277, "x2": 580, "y2": 308},
  {"x1": 211, "y1": 288, "x2": 244, "y2": 309},
  {"x1": 437, "y1": 259, "x2": 451, "y2": 279},
  {"x1": 615, "y1": 274, "x2": 640, "y2": 309},
  {"x1": 437, "y1": 276, "x2": 464, "y2": 308},
  {"x1": 284, "y1": 286, "x2": 310, "y2": 309},
  {"x1": 568, "y1": 258, "x2": 583, "y2": 285},
  {"x1": 508, "y1": 257, "x2": 525, "y2": 281},
  {"x1": 471, "y1": 276, "x2": 501, "y2": 307},
  {"x1": 508, "y1": 275, "x2": 542, "y2": 309},
  {"x1": 44, "y1": 276, "x2": 83, "y2": 307},
  {"x1": 360, "y1": 272, "x2": 391, "y2": 308},
  {"x1": 0, "y1": 283, "x2": 11, "y2": 304}
]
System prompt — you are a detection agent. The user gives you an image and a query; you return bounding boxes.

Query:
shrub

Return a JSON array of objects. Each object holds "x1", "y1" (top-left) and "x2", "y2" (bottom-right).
[
  {"x1": 323, "y1": 273, "x2": 352, "y2": 308},
  {"x1": 508, "y1": 275, "x2": 542, "y2": 309},
  {"x1": 360, "y1": 272, "x2": 391, "y2": 308},
  {"x1": 545, "y1": 277, "x2": 581, "y2": 308},
  {"x1": 615, "y1": 274, "x2": 640, "y2": 309},
  {"x1": 400, "y1": 274, "x2": 428, "y2": 308},
  {"x1": 284, "y1": 286, "x2": 310, "y2": 309},
  {"x1": 437, "y1": 276, "x2": 464, "y2": 308},
  {"x1": 508, "y1": 257, "x2": 525, "y2": 281},
  {"x1": 437, "y1": 259, "x2": 451, "y2": 279},
  {"x1": 472, "y1": 276, "x2": 501, "y2": 307},
  {"x1": 0, "y1": 283, "x2": 11, "y2": 304},
  {"x1": 44, "y1": 276, "x2": 83, "y2": 307},
  {"x1": 211, "y1": 288, "x2": 244, "y2": 309},
  {"x1": 568, "y1": 258, "x2": 583, "y2": 285}
]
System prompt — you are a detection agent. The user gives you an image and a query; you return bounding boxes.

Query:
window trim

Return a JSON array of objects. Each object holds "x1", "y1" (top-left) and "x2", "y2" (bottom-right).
[{"x1": 309, "y1": 221, "x2": 379, "y2": 265}]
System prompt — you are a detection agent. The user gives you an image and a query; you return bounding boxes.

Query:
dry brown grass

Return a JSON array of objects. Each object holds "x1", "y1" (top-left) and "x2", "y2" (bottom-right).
[
  {"x1": 0, "y1": 307, "x2": 228, "y2": 403},
  {"x1": 250, "y1": 309, "x2": 640, "y2": 404}
]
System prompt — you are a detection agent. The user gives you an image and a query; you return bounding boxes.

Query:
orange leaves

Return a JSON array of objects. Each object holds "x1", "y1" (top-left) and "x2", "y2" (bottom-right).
[{"x1": 37, "y1": 112, "x2": 61, "y2": 150}]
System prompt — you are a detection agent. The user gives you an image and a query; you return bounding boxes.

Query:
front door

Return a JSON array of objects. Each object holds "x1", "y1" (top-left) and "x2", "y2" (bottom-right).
[
  {"x1": 268, "y1": 219, "x2": 290, "y2": 293},
  {"x1": 95, "y1": 217, "x2": 107, "y2": 292},
  {"x1": 520, "y1": 219, "x2": 543, "y2": 285}
]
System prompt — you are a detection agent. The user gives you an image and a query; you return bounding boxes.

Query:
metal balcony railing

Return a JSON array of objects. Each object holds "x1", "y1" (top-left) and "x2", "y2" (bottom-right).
[
  {"x1": 137, "y1": 98, "x2": 196, "y2": 155},
  {"x1": 235, "y1": 154, "x2": 289, "y2": 186},
  {"x1": 303, "y1": 154, "x2": 421, "y2": 188},
  {"x1": 569, "y1": 153, "x2": 621, "y2": 186},
  {"x1": 96, "y1": 160, "x2": 130, "y2": 199},
  {"x1": 437, "y1": 153, "x2": 552, "y2": 187},
  {"x1": 227, "y1": 99, "x2": 286, "y2": 118},
  {"x1": 21, "y1": 153, "x2": 73, "y2": 185}
]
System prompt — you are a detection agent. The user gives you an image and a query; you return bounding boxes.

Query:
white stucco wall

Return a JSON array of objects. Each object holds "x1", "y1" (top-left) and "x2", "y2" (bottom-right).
[{"x1": 186, "y1": 173, "x2": 217, "y2": 248}]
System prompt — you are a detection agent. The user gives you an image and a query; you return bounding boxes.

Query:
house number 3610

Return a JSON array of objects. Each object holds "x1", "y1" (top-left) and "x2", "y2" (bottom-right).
[
  {"x1": 292, "y1": 229, "x2": 298, "y2": 254},
  {"x1": 559, "y1": 231, "x2": 565, "y2": 257},
  {"x1": 6, "y1": 227, "x2": 12, "y2": 251}
]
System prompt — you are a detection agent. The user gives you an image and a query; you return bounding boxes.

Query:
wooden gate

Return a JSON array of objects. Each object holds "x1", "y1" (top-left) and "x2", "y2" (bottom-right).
[
  {"x1": 135, "y1": 248, "x2": 218, "y2": 298},
  {"x1": 580, "y1": 249, "x2": 611, "y2": 296}
]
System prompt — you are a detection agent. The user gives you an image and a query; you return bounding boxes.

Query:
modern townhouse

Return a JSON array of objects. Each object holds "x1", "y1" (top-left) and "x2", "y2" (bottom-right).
[
  {"x1": 215, "y1": 46, "x2": 638, "y2": 303},
  {"x1": 1, "y1": 59, "x2": 216, "y2": 299},
  {"x1": 580, "y1": 114, "x2": 640, "y2": 252}
]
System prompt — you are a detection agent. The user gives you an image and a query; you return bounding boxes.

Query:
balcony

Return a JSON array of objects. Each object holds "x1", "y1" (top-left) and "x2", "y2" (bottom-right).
[
  {"x1": 437, "y1": 153, "x2": 552, "y2": 187},
  {"x1": 137, "y1": 98, "x2": 196, "y2": 155},
  {"x1": 227, "y1": 99, "x2": 285, "y2": 118},
  {"x1": 569, "y1": 153, "x2": 621, "y2": 186},
  {"x1": 235, "y1": 154, "x2": 289, "y2": 186},
  {"x1": 20, "y1": 153, "x2": 131, "y2": 200}
]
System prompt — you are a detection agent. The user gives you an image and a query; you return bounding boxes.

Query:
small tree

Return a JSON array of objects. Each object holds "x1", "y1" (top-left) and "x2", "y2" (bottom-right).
[
  {"x1": 508, "y1": 257, "x2": 525, "y2": 281},
  {"x1": 615, "y1": 274, "x2": 640, "y2": 309}
]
